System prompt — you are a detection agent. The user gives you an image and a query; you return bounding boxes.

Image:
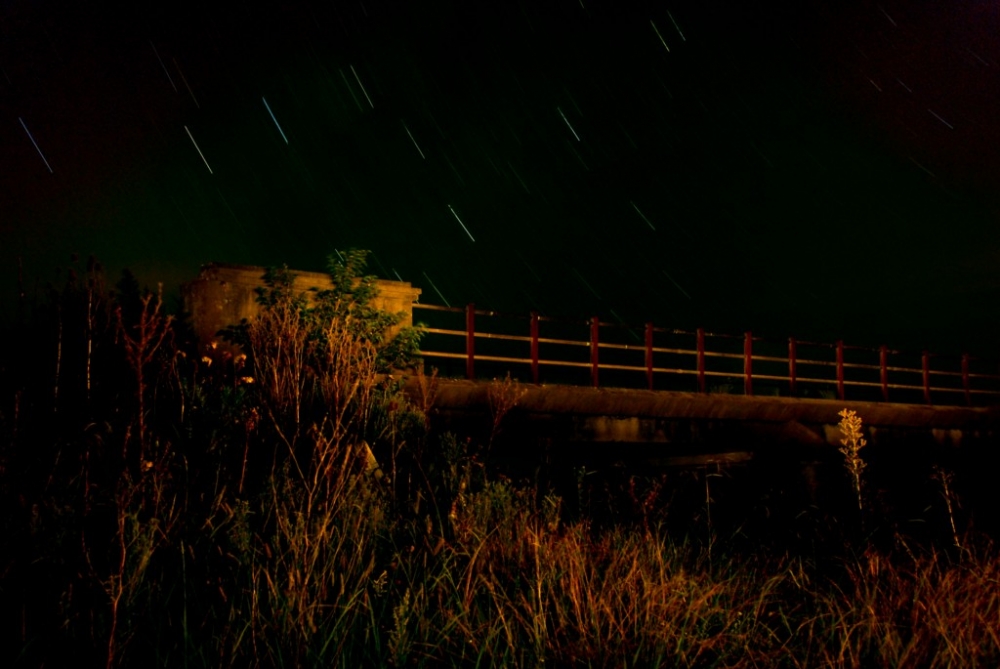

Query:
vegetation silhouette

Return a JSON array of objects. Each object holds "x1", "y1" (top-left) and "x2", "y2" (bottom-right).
[{"x1": 0, "y1": 251, "x2": 997, "y2": 667}]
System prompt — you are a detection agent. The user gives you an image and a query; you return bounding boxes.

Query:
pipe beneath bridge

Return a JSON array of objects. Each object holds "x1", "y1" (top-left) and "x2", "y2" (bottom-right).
[{"x1": 404, "y1": 378, "x2": 1000, "y2": 453}]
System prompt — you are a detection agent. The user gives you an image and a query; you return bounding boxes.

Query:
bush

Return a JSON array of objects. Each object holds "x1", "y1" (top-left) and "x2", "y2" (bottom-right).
[{"x1": 2, "y1": 254, "x2": 999, "y2": 667}]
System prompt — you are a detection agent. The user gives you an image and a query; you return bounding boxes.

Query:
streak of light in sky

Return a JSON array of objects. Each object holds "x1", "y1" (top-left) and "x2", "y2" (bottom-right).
[
  {"x1": 18, "y1": 117, "x2": 53, "y2": 173},
  {"x1": 667, "y1": 11, "x2": 686, "y2": 40},
  {"x1": 262, "y1": 97, "x2": 289, "y2": 144},
  {"x1": 216, "y1": 188, "x2": 245, "y2": 232},
  {"x1": 351, "y1": 65, "x2": 374, "y2": 108},
  {"x1": 650, "y1": 20, "x2": 670, "y2": 52},
  {"x1": 339, "y1": 67, "x2": 363, "y2": 112},
  {"x1": 448, "y1": 205, "x2": 476, "y2": 242},
  {"x1": 967, "y1": 49, "x2": 989, "y2": 67},
  {"x1": 367, "y1": 250, "x2": 393, "y2": 279},
  {"x1": 518, "y1": 287, "x2": 546, "y2": 315},
  {"x1": 442, "y1": 153, "x2": 465, "y2": 185},
  {"x1": 878, "y1": 5, "x2": 897, "y2": 27},
  {"x1": 403, "y1": 121, "x2": 426, "y2": 159},
  {"x1": 565, "y1": 140, "x2": 588, "y2": 170},
  {"x1": 630, "y1": 201, "x2": 656, "y2": 230},
  {"x1": 558, "y1": 107, "x2": 581, "y2": 141},
  {"x1": 149, "y1": 41, "x2": 177, "y2": 92},
  {"x1": 508, "y1": 162, "x2": 530, "y2": 193},
  {"x1": 570, "y1": 267, "x2": 601, "y2": 301},
  {"x1": 422, "y1": 271, "x2": 450, "y2": 307},
  {"x1": 927, "y1": 109, "x2": 954, "y2": 130},
  {"x1": 6, "y1": 0, "x2": 1000, "y2": 354},
  {"x1": 174, "y1": 58, "x2": 199, "y2": 108},
  {"x1": 184, "y1": 125, "x2": 214, "y2": 174},
  {"x1": 515, "y1": 251, "x2": 542, "y2": 282},
  {"x1": 609, "y1": 309, "x2": 643, "y2": 341},
  {"x1": 662, "y1": 269, "x2": 691, "y2": 300}
]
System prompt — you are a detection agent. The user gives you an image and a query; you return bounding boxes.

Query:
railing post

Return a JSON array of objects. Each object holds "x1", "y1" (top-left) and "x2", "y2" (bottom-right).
[
  {"x1": 744, "y1": 331, "x2": 753, "y2": 396},
  {"x1": 788, "y1": 337, "x2": 797, "y2": 397},
  {"x1": 836, "y1": 340, "x2": 845, "y2": 401},
  {"x1": 590, "y1": 316, "x2": 600, "y2": 388},
  {"x1": 880, "y1": 345, "x2": 889, "y2": 402},
  {"x1": 697, "y1": 328, "x2": 706, "y2": 393},
  {"x1": 962, "y1": 353, "x2": 971, "y2": 406},
  {"x1": 530, "y1": 311, "x2": 540, "y2": 385},
  {"x1": 645, "y1": 322, "x2": 654, "y2": 391},
  {"x1": 922, "y1": 350, "x2": 931, "y2": 405},
  {"x1": 465, "y1": 303, "x2": 475, "y2": 381}
]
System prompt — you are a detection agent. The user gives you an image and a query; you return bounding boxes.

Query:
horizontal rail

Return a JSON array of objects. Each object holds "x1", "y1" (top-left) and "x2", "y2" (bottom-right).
[{"x1": 413, "y1": 303, "x2": 1000, "y2": 406}]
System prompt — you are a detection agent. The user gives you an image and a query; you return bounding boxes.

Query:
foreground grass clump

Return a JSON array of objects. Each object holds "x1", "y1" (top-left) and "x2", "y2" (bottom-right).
[
  {"x1": 1, "y1": 253, "x2": 999, "y2": 667},
  {"x1": 395, "y1": 485, "x2": 773, "y2": 667}
]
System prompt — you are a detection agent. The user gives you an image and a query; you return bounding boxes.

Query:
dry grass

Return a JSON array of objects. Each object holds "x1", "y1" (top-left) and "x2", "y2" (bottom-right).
[
  {"x1": 838, "y1": 408, "x2": 867, "y2": 516},
  {"x1": 3, "y1": 258, "x2": 1000, "y2": 668},
  {"x1": 784, "y1": 543, "x2": 1000, "y2": 668},
  {"x1": 371, "y1": 479, "x2": 1000, "y2": 668},
  {"x1": 487, "y1": 372, "x2": 527, "y2": 449}
]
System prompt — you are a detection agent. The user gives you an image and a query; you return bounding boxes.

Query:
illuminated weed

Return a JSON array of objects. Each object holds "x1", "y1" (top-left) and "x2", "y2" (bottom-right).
[
  {"x1": 487, "y1": 372, "x2": 527, "y2": 449},
  {"x1": 838, "y1": 408, "x2": 867, "y2": 515}
]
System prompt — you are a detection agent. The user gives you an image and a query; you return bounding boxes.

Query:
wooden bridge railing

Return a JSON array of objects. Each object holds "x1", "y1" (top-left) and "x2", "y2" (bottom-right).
[{"x1": 412, "y1": 303, "x2": 1000, "y2": 407}]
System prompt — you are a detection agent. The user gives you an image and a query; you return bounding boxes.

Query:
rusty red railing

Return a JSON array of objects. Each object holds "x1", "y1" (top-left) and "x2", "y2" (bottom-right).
[{"x1": 412, "y1": 303, "x2": 1000, "y2": 407}]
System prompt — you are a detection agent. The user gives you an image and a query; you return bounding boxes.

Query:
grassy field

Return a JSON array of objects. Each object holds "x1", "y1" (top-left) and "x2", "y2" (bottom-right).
[{"x1": 2, "y1": 255, "x2": 998, "y2": 667}]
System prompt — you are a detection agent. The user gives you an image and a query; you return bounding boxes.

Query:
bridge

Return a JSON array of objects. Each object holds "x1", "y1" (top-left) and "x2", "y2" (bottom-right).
[
  {"x1": 407, "y1": 302, "x2": 1000, "y2": 458},
  {"x1": 181, "y1": 263, "x2": 1000, "y2": 457},
  {"x1": 412, "y1": 302, "x2": 1000, "y2": 407}
]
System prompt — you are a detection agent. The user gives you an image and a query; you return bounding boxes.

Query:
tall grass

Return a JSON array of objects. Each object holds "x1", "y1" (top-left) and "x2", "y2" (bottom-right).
[
  {"x1": 2, "y1": 254, "x2": 999, "y2": 667},
  {"x1": 838, "y1": 408, "x2": 867, "y2": 518}
]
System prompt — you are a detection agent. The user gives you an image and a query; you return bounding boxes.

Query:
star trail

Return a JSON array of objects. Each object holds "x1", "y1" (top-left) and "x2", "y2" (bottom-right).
[{"x1": 4, "y1": 0, "x2": 1000, "y2": 353}]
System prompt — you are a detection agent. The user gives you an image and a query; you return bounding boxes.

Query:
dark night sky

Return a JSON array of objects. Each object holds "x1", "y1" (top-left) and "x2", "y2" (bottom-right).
[{"x1": 4, "y1": 0, "x2": 1000, "y2": 353}]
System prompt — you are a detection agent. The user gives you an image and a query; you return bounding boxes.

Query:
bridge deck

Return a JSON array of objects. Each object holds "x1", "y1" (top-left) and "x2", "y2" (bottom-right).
[{"x1": 405, "y1": 378, "x2": 1000, "y2": 451}]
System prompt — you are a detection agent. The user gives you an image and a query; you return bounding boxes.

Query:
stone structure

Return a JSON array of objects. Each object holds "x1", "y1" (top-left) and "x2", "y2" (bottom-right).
[{"x1": 181, "y1": 262, "x2": 421, "y2": 353}]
